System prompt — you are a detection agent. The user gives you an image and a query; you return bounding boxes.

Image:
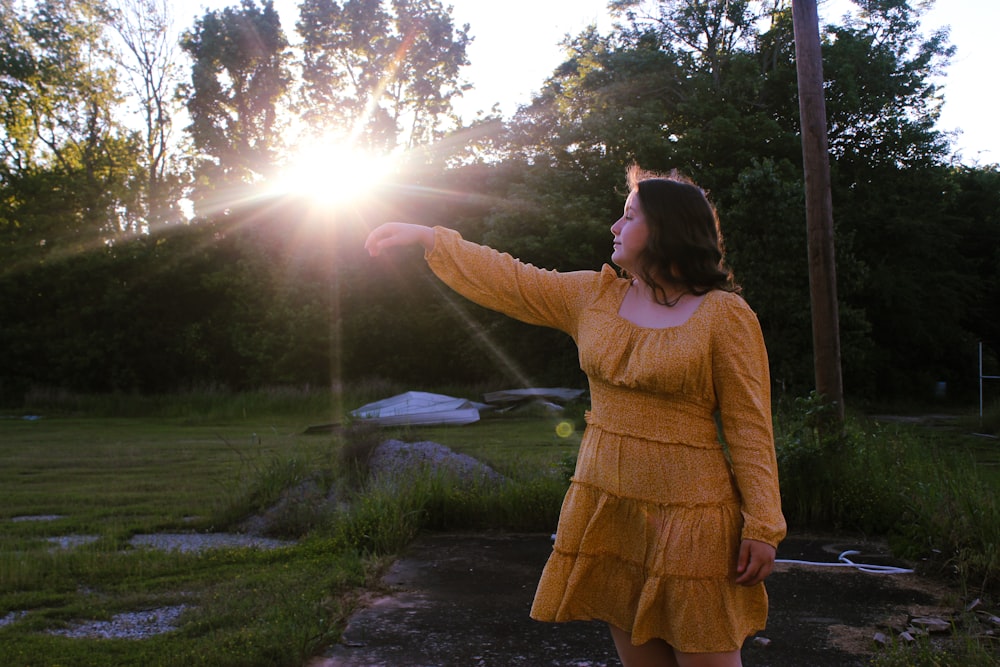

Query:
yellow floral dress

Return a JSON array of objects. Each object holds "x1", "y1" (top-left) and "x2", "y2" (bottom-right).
[{"x1": 425, "y1": 227, "x2": 786, "y2": 653}]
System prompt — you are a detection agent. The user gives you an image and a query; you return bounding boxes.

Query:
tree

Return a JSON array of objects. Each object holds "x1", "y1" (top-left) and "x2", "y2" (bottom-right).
[
  {"x1": 949, "y1": 165, "x2": 1000, "y2": 357},
  {"x1": 820, "y1": 0, "x2": 964, "y2": 397},
  {"x1": 296, "y1": 0, "x2": 471, "y2": 150},
  {"x1": 470, "y1": 0, "x2": 962, "y2": 400},
  {"x1": 0, "y1": 0, "x2": 143, "y2": 250},
  {"x1": 822, "y1": 0, "x2": 953, "y2": 168},
  {"x1": 610, "y1": 0, "x2": 765, "y2": 89},
  {"x1": 180, "y1": 0, "x2": 292, "y2": 215},
  {"x1": 109, "y1": 0, "x2": 187, "y2": 229}
]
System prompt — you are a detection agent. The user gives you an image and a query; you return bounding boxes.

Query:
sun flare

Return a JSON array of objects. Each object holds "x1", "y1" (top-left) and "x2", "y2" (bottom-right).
[{"x1": 268, "y1": 135, "x2": 398, "y2": 207}]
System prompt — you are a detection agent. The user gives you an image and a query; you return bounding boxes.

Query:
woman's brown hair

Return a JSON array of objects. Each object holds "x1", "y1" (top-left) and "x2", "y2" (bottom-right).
[{"x1": 626, "y1": 164, "x2": 738, "y2": 306}]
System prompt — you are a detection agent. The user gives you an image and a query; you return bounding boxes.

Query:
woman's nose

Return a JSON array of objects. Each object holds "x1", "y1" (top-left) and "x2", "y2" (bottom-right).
[{"x1": 611, "y1": 217, "x2": 622, "y2": 233}]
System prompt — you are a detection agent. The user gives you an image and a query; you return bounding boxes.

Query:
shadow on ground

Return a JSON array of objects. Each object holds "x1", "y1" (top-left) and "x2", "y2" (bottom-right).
[{"x1": 309, "y1": 532, "x2": 951, "y2": 667}]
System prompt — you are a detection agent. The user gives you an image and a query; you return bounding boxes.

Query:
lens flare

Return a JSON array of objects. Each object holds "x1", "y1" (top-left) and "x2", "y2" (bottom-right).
[{"x1": 268, "y1": 136, "x2": 398, "y2": 208}]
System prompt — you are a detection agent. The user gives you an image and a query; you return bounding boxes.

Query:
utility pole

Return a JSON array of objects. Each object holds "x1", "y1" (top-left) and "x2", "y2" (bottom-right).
[{"x1": 792, "y1": 0, "x2": 845, "y2": 425}]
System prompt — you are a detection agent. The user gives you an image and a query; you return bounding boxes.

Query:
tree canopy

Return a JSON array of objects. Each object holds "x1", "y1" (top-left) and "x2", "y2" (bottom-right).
[{"x1": 0, "y1": 0, "x2": 996, "y2": 409}]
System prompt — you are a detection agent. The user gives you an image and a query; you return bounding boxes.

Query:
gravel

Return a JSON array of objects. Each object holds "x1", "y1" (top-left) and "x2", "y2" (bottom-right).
[
  {"x1": 369, "y1": 439, "x2": 504, "y2": 484},
  {"x1": 128, "y1": 532, "x2": 295, "y2": 554},
  {"x1": 46, "y1": 534, "x2": 100, "y2": 550},
  {"x1": 0, "y1": 611, "x2": 27, "y2": 629},
  {"x1": 47, "y1": 605, "x2": 190, "y2": 640}
]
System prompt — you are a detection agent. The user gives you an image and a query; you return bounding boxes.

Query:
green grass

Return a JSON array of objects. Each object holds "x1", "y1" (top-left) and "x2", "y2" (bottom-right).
[
  {"x1": 871, "y1": 624, "x2": 999, "y2": 667},
  {"x1": 0, "y1": 398, "x2": 580, "y2": 667},
  {"x1": 0, "y1": 417, "x2": 316, "y2": 528},
  {"x1": 3, "y1": 388, "x2": 999, "y2": 665},
  {"x1": 0, "y1": 416, "x2": 349, "y2": 666},
  {"x1": 395, "y1": 407, "x2": 586, "y2": 473}
]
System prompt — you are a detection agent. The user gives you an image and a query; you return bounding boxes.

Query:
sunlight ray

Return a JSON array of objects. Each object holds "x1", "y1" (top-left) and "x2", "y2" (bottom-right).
[
  {"x1": 429, "y1": 278, "x2": 538, "y2": 390},
  {"x1": 373, "y1": 246, "x2": 539, "y2": 392}
]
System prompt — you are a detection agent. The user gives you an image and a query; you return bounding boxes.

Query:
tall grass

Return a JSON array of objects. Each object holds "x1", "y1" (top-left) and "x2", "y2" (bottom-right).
[
  {"x1": 318, "y1": 471, "x2": 559, "y2": 556},
  {"x1": 775, "y1": 393, "x2": 1000, "y2": 595},
  {"x1": 210, "y1": 419, "x2": 571, "y2": 544}
]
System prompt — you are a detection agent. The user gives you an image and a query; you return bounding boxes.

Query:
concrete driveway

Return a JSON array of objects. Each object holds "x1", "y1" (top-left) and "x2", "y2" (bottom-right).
[{"x1": 310, "y1": 531, "x2": 953, "y2": 667}]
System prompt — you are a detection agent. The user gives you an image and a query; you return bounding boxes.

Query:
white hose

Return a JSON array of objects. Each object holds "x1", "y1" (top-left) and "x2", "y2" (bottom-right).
[{"x1": 776, "y1": 549, "x2": 914, "y2": 574}]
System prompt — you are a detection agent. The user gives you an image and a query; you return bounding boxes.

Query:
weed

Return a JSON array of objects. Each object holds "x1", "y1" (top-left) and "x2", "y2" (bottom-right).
[{"x1": 872, "y1": 631, "x2": 998, "y2": 667}]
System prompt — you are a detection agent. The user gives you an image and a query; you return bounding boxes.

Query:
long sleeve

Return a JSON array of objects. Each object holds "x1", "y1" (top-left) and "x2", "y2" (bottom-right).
[
  {"x1": 711, "y1": 296, "x2": 787, "y2": 547},
  {"x1": 425, "y1": 226, "x2": 601, "y2": 337}
]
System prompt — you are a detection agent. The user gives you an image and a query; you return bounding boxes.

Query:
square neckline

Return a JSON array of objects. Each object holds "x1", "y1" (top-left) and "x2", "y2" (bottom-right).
[{"x1": 613, "y1": 280, "x2": 713, "y2": 331}]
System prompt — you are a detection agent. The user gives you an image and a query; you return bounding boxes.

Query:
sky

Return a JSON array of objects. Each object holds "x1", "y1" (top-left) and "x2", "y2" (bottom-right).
[{"x1": 174, "y1": 0, "x2": 1000, "y2": 165}]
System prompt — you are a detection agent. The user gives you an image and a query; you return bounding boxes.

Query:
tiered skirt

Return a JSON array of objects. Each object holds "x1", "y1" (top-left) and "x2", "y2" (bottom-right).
[{"x1": 529, "y1": 413, "x2": 769, "y2": 653}]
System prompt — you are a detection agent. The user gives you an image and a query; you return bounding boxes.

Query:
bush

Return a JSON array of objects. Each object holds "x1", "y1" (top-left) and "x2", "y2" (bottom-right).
[
  {"x1": 775, "y1": 394, "x2": 1000, "y2": 594},
  {"x1": 776, "y1": 393, "x2": 906, "y2": 532}
]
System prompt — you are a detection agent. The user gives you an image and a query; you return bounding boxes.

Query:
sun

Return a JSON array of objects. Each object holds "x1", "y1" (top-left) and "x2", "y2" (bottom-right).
[{"x1": 268, "y1": 134, "x2": 399, "y2": 207}]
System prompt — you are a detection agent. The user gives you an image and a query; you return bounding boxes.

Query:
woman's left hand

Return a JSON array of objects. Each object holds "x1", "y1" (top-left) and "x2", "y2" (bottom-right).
[{"x1": 735, "y1": 539, "x2": 777, "y2": 586}]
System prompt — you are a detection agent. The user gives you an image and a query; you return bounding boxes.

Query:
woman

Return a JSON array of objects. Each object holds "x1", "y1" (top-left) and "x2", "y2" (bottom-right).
[{"x1": 365, "y1": 165, "x2": 786, "y2": 667}]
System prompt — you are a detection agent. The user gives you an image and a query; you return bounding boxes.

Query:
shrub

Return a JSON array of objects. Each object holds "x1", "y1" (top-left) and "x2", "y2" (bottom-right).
[{"x1": 775, "y1": 394, "x2": 1000, "y2": 594}]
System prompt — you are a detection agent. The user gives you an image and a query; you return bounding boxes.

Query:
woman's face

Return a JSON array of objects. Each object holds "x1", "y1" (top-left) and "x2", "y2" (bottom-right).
[{"x1": 610, "y1": 190, "x2": 649, "y2": 274}]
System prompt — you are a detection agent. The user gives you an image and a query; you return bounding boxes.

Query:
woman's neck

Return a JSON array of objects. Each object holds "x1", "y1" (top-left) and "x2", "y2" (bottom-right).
[
  {"x1": 620, "y1": 279, "x2": 706, "y2": 328},
  {"x1": 633, "y1": 277, "x2": 688, "y2": 306}
]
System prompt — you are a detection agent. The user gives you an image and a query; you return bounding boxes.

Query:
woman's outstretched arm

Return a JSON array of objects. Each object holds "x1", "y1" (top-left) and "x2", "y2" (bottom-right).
[
  {"x1": 365, "y1": 224, "x2": 595, "y2": 336},
  {"x1": 365, "y1": 222, "x2": 434, "y2": 256}
]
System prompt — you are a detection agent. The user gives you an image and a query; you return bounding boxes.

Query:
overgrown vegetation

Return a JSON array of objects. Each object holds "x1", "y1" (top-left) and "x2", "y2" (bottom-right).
[
  {"x1": 774, "y1": 396, "x2": 1000, "y2": 664},
  {"x1": 775, "y1": 393, "x2": 1000, "y2": 596}
]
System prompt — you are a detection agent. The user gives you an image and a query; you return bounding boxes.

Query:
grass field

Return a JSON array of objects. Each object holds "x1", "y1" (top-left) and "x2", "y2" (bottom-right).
[
  {"x1": 0, "y1": 404, "x2": 581, "y2": 667},
  {"x1": 1, "y1": 391, "x2": 998, "y2": 666}
]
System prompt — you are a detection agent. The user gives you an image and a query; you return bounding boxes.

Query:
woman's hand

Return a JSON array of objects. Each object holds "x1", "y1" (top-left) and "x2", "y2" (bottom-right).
[
  {"x1": 735, "y1": 539, "x2": 777, "y2": 586},
  {"x1": 365, "y1": 222, "x2": 435, "y2": 256}
]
